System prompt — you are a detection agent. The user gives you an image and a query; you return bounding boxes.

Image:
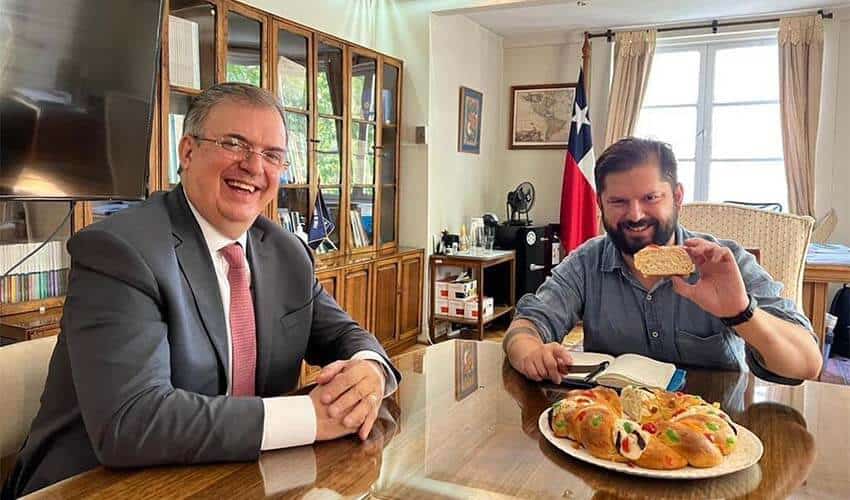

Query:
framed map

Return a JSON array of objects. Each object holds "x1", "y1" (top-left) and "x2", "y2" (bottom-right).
[{"x1": 509, "y1": 83, "x2": 576, "y2": 149}]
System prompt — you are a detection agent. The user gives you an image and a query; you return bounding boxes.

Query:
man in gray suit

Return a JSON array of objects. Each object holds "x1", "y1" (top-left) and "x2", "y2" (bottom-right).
[{"x1": 4, "y1": 83, "x2": 399, "y2": 497}]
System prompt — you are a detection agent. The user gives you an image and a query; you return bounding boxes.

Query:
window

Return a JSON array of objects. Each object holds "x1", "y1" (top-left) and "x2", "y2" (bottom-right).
[{"x1": 634, "y1": 37, "x2": 787, "y2": 208}]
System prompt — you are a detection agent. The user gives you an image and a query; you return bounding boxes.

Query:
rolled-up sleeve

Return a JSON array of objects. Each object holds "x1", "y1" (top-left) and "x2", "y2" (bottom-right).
[
  {"x1": 514, "y1": 254, "x2": 585, "y2": 343},
  {"x1": 732, "y1": 242, "x2": 817, "y2": 385}
]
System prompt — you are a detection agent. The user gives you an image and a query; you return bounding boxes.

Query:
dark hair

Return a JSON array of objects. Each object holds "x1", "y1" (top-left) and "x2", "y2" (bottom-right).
[{"x1": 594, "y1": 137, "x2": 678, "y2": 193}]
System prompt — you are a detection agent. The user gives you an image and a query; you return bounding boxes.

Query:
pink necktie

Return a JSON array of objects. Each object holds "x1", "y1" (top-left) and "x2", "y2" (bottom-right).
[{"x1": 220, "y1": 243, "x2": 256, "y2": 396}]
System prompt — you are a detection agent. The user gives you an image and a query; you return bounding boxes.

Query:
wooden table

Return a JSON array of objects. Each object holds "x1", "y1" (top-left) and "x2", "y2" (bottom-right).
[
  {"x1": 802, "y1": 262, "x2": 850, "y2": 347},
  {"x1": 24, "y1": 341, "x2": 850, "y2": 499},
  {"x1": 429, "y1": 250, "x2": 515, "y2": 341}
]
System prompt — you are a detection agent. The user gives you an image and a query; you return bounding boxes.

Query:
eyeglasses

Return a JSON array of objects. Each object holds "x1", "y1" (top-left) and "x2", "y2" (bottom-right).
[{"x1": 192, "y1": 135, "x2": 289, "y2": 169}]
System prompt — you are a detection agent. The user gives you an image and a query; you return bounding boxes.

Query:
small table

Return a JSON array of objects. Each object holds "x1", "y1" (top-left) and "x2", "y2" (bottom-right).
[
  {"x1": 428, "y1": 250, "x2": 515, "y2": 341},
  {"x1": 802, "y1": 262, "x2": 850, "y2": 347}
]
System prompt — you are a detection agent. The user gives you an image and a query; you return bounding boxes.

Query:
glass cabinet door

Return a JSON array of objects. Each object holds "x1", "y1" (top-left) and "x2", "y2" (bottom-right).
[
  {"x1": 379, "y1": 59, "x2": 400, "y2": 246},
  {"x1": 314, "y1": 40, "x2": 346, "y2": 254},
  {"x1": 274, "y1": 22, "x2": 310, "y2": 243},
  {"x1": 349, "y1": 51, "x2": 377, "y2": 250},
  {"x1": 225, "y1": 8, "x2": 264, "y2": 87},
  {"x1": 164, "y1": 1, "x2": 218, "y2": 189}
]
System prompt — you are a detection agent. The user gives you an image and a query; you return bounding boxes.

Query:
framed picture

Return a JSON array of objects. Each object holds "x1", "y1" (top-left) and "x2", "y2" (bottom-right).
[
  {"x1": 455, "y1": 340, "x2": 478, "y2": 401},
  {"x1": 509, "y1": 83, "x2": 576, "y2": 149},
  {"x1": 458, "y1": 86, "x2": 483, "y2": 154}
]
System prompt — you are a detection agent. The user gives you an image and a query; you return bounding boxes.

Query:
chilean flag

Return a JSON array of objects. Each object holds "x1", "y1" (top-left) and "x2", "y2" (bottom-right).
[{"x1": 559, "y1": 69, "x2": 597, "y2": 255}]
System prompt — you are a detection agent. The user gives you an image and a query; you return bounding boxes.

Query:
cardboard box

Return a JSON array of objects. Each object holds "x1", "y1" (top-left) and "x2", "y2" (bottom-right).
[
  {"x1": 464, "y1": 296, "x2": 494, "y2": 320},
  {"x1": 449, "y1": 299, "x2": 468, "y2": 318},
  {"x1": 435, "y1": 298, "x2": 450, "y2": 316},
  {"x1": 448, "y1": 279, "x2": 477, "y2": 300},
  {"x1": 434, "y1": 279, "x2": 451, "y2": 299}
]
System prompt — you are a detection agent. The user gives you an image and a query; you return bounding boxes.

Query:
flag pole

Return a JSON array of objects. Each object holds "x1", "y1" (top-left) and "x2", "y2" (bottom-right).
[{"x1": 582, "y1": 32, "x2": 592, "y2": 103}]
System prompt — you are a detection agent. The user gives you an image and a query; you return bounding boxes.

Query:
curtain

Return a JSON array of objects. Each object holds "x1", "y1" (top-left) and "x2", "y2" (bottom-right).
[
  {"x1": 604, "y1": 30, "x2": 657, "y2": 147},
  {"x1": 779, "y1": 15, "x2": 823, "y2": 216}
]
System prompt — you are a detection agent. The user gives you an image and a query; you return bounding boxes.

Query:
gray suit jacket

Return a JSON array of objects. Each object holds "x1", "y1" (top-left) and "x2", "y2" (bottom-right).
[{"x1": 4, "y1": 186, "x2": 398, "y2": 498}]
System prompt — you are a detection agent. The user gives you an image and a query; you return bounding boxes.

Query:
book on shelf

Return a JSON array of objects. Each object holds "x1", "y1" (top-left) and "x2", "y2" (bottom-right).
[
  {"x1": 168, "y1": 114, "x2": 185, "y2": 184},
  {"x1": 168, "y1": 15, "x2": 201, "y2": 89},
  {"x1": 0, "y1": 241, "x2": 70, "y2": 304},
  {"x1": 278, "y1": 208, "x2": 307, "y2": 235},
  {"x1": 349, "y1": 209, "x2": 371, "y2": 247}
]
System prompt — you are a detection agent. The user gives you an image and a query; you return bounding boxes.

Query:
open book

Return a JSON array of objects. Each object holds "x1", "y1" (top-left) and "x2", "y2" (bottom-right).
[{"x1": 565, "y1": 352, "x2": 682, "y2": 390}]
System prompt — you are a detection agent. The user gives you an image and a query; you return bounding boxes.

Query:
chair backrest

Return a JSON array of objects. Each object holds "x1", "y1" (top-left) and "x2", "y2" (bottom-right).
[
  {"x1": 723, "y1": 200, "x2": 784, "y2": 213},
  {"x1": 0, "y1": 336, "x2": 57, "y2": 470},
  {"x1": 811, "y1": 208, "x2": 838, "y2": 244},
  {"x1": 679, "y1": 203, "x2": 814, "y2": 306}
]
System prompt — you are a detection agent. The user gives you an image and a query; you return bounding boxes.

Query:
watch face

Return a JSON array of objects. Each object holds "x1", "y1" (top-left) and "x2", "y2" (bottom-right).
[{"x1": 526, "y1": 231, "x2": 537, "y2": 246}]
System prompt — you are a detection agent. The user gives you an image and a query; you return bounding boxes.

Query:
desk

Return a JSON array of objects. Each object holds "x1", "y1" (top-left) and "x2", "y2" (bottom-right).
[
  {"x1": 802, "y1": 262, "x2": 850, "y2": 346},
  {"x1": 26, "y1": 341, "x2": 849, "y2": 499}
]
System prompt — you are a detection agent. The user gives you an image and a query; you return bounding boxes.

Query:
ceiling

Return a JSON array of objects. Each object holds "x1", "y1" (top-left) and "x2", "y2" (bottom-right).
[{"x1": 444, "y1": 0, "x2": 850, "y2": 37}]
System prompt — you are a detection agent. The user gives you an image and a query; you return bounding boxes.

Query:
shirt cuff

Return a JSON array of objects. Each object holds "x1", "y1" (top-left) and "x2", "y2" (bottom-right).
[
  {"x1": 351, "y1": 350, "x2": 398, "y2": 398},
  {"x1": 260, "y1": 395, "x2": 317, "y2": 450}
]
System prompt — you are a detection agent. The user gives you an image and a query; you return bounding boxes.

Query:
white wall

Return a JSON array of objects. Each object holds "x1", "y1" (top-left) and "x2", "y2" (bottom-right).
[
  {"x1": 243, "y1": 0, "x2": 378, "y2": 49},
  {"x1": 428, "y1": 14, "x2": 504, "y2": 239},
  {"x1": 493, "y1": 34, "x2": 611, "y2": 226}
]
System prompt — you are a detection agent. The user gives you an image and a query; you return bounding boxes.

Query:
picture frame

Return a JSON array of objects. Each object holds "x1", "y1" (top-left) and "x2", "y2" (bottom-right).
[
  {"x1": 509, "y1": 83, "x2": 577, "y2": 150},
  {"x1": 458, "y1": 86, "x2": 483, "y2": 154},
  {"x1": 455, "y1": 340, "x2": 478, "y2": 401}
]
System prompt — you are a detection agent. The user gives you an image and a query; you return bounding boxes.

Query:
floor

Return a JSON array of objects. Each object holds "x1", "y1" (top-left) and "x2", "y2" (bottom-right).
[{"x1": 400, "y1": 326, "x2": 850, "y2": 386}]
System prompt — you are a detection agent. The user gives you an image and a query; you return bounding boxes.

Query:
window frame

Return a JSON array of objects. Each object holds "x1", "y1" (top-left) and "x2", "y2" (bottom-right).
[{"x1": 640, "y1": 34, "x2": 784, "y2": 204}]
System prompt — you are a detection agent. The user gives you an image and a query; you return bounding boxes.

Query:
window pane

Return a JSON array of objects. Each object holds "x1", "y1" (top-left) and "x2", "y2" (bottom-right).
[
  {"x1": 711, "y1": 103, "x2": 782, "y2": 159},
  {"x1": 350, "y1": 122, "x2": 375, "y2": 185},
  {"x1": 317, "y1": 117, "x2": 342, "y2": 185},
  {"x1": 634, "y1": 106, "x2": 697, "y2": 159},
  {"x1": 708, "y1": 161, "x2": 787, "y2": 208},
  {"x1": 276, "y1": 29, "x2": 308, "y2": 110},
  {"x1": 226, "y1": 12, "x2": 262, "y2": 87},
  {"x1": 282, "y1": 112, "x2": 307, "y2": 185},
  {"x1": 714, "y1": 44, "x2": 779, "y2": 103},
  {"x1": 642, "y1": 51, "x2": 701, "y2": 106},
  {"x1": 350, "y1": 187, "x2": 374, "y2": 248},
  {"x1": 351, "y1": 54, "x2": 376, "y2": 121},
  {"x1": 320, "y1": 187, "x2": 341, "y2": 251},
  {"x1": 277, "y1": 187, "x2": 309, "y2": 234},
  {"x1": 677, "y1": 161, "x2": 695, "y2": 203},
  {"x1": 317, "y1": 43, "x2": 343, "y2": 116}
]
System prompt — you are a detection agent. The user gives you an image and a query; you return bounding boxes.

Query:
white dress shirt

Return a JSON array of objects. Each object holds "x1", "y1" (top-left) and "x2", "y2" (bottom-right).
[{"x1": 185, "y1": 200, "x2": 397, "y2": 449}]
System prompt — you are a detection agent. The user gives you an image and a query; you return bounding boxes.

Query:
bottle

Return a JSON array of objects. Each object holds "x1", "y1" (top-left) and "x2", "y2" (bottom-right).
[{"x1": 460, "y1": 224, "x2": 468, "y2": 251}]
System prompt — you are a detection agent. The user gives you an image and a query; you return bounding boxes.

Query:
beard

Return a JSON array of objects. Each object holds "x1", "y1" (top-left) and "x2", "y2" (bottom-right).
[{"x1": 602, "y1": 206, "x2": 678, "y2": 256}]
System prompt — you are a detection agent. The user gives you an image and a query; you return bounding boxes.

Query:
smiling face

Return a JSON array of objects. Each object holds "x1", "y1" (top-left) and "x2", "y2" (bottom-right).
[
  {"x1": 599, "y1": 161, "x2": 684, "y2": 255},
  {"x1": 178, "y1": 100, "x2": 286, "y2": 239}
]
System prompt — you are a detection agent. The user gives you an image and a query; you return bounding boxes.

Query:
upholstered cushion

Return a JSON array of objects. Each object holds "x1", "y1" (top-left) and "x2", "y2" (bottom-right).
[
  {"x1": 679, "y1": 203, "x2": 814, "y2": 307},
  {"x1": 0, "y1": 336, "x2": 57, "y2": 459}
]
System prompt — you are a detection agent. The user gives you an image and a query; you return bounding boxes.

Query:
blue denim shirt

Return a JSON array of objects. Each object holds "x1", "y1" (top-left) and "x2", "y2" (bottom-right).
[{"x1": 515, "y1": 226, "x2": 815, "y2": 384}]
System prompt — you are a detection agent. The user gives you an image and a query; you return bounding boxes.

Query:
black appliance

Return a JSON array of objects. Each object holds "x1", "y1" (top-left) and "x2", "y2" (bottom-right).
[{"x1": 495, "y1": 224, "x2": 548, "y2": 299}]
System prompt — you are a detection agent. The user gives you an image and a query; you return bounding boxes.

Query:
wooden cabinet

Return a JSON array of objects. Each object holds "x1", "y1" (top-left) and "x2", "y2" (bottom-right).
[
  {"x1": 399, "y1": 253, "x2": 423, "y2": 342},
  {"x1": 316, "y1": 269, "x2": 341, "y2": 302},
  {"x1": 373, "y1": 258, "x2": 400, "y2": 347},
  {"x1": 342, "y1": 263, "x2": 372, "y2": 331}
]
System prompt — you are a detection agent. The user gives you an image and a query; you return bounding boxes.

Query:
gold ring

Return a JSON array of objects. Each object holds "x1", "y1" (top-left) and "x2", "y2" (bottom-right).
[{"x1": 366, "y1": 393, "x2": 380, "y2": 406}]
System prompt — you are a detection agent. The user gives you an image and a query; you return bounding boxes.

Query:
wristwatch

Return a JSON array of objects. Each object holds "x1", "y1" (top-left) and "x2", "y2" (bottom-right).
[{"x1": 721, "y1": 293, "x2": 757, "y2": 327}]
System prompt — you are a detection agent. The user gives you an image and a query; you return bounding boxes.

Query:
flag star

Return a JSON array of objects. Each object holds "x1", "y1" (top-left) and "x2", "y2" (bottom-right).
[{"x1": 572, "y1": 102, "x2": 591, "y2": 133}]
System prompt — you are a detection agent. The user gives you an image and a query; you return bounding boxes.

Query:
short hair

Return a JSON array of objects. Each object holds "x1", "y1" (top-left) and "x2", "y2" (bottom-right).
[
  {"x1": 179, "y1": 82, "x2": 286, "y2": 174},
  {"x1": 594, "y1": 137, "x2": 678, "y2": 193}
]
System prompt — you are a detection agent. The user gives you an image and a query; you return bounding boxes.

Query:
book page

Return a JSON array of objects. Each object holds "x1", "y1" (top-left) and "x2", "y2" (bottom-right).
[
  {"x1": 597, "y1": 353, "x2": 676, "y2": 389},
  {"x1": 563, "y1": 352, "x2": 616, "y2": 380}
]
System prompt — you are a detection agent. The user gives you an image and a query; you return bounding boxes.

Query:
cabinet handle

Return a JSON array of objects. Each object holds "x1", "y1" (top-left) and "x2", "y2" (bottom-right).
[
  {"x1": 308, "y1": 138, "x2": 320, "y2": 143},
  {"x1": 529, "y1": 264, "x2": 545, "y2": 271}
]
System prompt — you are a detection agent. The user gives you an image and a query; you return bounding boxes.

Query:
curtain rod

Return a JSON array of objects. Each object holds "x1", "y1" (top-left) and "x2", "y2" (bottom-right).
[{"x1": 586, "y1": 9, "x2": 833, "y2": 41}]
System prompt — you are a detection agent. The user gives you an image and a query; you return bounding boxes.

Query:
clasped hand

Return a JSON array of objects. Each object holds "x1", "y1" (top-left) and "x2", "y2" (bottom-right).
[{"x1": 309, "y1": 359, "x2": 386, "y2": 441}]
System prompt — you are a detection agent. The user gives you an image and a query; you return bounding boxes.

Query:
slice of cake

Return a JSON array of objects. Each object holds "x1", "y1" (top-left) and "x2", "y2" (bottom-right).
[{"x1": 634, "y1": 245, "x2": 694, "y2": 277}]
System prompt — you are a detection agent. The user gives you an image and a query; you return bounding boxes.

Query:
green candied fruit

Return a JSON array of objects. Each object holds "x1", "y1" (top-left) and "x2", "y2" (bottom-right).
[
  {"x1": 591, "y1": 415, "x2": 603, "y2": 427},
  {"x1": 665, "y1": 428, "x2": 680, "y2": 443},
  {"x1": 552, "y1": 401, "x2": 563, "y2": 410},
  {"x1": 726, "y1": 436, "x2": 736, "y2": 446},
  {"x1": 623, "y1": 421, "x2": 633, "y2": 433},
  {"x1": 706, "y1": 422, "x2": 720, "y2": 432},
  {"x1": 554, "y1": 419, "x2": 567, "y2": 429}
]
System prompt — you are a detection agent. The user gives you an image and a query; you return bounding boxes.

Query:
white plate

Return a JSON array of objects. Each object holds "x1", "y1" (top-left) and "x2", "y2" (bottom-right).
[{"x1": 538, "y1": 407, "x2": 764, "y2": 479}]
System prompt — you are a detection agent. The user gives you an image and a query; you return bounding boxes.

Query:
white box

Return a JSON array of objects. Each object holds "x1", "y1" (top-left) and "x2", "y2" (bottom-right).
[
  {"x1": 448, "y1": 279, "x2": 477, "y2": 300},
  {"x1": 464, "y1": 297, "x2": 494, "y2": 320},
  {"x1": 435, "y1": 298, "x2": 450, "y2": 316},
  {"x1": 434, "y1": 279, "x2": 452, "y2": 299},
  {"x1": 449, "y1": 299, "x2": 467, "y2": 318}
]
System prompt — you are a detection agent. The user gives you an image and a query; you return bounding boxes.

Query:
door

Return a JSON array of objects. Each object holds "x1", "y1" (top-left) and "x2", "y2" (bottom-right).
[
  {"x1": 343, "y1": 263, "x2": 372, "y2": 330},
  {"x1": 399, "y1": 252, "x2": 423, "y2": 341},
  {"x1": 372, "y1": 258, "x2": 400, "y2": 346}
]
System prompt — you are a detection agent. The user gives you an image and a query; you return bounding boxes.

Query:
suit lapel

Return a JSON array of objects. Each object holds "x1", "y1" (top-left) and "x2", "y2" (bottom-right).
[
  {"x1": 166, "y1": 186, "x2": 230, "y2": 385},
  {"x1": 246, "y1": 224, "x2": 275, "y2": 395}
]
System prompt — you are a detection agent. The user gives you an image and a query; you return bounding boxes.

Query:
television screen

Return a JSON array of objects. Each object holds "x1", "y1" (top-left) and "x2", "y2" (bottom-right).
[{"x1": 0, "y1": 0, "x2": 163, "y2": 200}]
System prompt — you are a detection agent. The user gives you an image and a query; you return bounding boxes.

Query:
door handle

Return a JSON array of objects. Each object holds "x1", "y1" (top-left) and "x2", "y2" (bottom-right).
[{"x1": 529, "y1": 264, "x2": 545, "y2": 271}]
